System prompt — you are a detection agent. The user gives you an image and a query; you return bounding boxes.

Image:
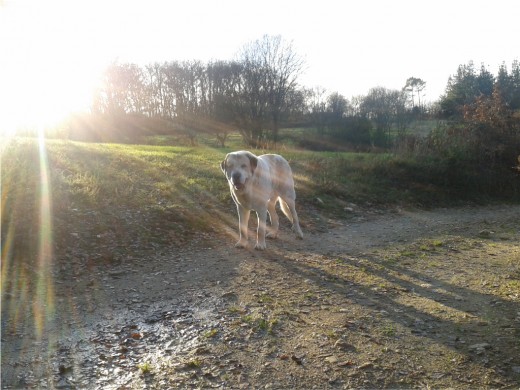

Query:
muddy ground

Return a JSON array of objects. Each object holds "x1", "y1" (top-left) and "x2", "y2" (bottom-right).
[{"x1": 2, "y1": 204, "x2": 520, "y2": 389}]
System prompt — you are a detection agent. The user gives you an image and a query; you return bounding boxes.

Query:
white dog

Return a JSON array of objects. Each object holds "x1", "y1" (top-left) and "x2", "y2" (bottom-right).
[{"x1": 221, "y1": 151, "x2": 304, "y2": 250}]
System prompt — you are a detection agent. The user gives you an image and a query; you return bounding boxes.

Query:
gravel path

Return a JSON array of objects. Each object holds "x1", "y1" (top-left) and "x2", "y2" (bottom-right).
[{"x1": 2, "y1": 205, "x2": 520, "y2": 388}]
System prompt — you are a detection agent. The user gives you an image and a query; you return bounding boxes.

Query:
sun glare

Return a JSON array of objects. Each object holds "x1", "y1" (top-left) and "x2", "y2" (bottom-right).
[
  {"x1": 0, "y1": 0, "x2": 104, "y2": 136},
  {"x1": 0, "y1": 64, "x2": 99, "y2": 136},
  {"x1": 33, "y1": 130, "x2": 56, "y2": 336}
]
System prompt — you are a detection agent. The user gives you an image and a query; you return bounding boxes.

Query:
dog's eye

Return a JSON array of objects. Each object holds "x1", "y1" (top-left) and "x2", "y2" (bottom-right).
[{"x1": 241, "y1": 164, "x2": 247, "y2": 169}]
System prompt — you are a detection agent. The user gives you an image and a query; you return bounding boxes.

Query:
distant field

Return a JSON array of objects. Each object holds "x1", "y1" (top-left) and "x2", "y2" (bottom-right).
[
  {"x1": 407, "y1": 119, "x2": 445, "y2": 137},
  {"x1": 142, "y1": 120, "x2": 444, "y2": 151}
]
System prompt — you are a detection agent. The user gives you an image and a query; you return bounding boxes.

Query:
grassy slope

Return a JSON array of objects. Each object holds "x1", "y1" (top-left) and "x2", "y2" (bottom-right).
[
  {"x1": 2, "y1": 139, "x2": 230, "y2": 261},
  {"x1": 2, "y1": 137, "x2": 519, "y2": 253}
]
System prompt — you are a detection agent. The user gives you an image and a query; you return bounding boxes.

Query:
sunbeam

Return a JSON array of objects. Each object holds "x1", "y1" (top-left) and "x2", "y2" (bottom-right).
[{"x1": 34, "y1": 130, "x2": 55, "y2": 338}]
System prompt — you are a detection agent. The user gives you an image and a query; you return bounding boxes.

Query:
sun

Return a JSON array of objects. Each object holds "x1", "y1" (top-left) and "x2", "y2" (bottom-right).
[
  {"x1": 0, "y1": 0, "x2": 105, "y2": 136},
  {"x1": 0, "y1": 62, "x2": 100, "y2": 136}
]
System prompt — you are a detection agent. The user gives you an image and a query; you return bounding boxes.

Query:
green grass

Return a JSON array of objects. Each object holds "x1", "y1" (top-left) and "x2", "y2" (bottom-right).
[
  {"x1": 2, "y1": 135, "x2": 519, "y2": 264},
  {"x1": 1, "y1": 137, "x2": 229, "y2": 226},
  {"x1": 138, "y1": 362, "x2": 153, "y2": 374},
  {"x1": 1, "y1": 138, "x2": 235, "y2": 290},
  {"x1": 203, "y1": 328, "x2": 219, "y2": 339},
  {"x1": 185, "y1": 358, "x2": 202, "y2": 369},
  {"x1": 241, "y1": 313, "x2": 279, "y2": 334}
]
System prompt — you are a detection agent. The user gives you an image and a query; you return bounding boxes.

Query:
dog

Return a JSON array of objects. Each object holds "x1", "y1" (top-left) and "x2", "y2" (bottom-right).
[{"x1": 221, "y1": 151, "x2": 303, "y2": 250}]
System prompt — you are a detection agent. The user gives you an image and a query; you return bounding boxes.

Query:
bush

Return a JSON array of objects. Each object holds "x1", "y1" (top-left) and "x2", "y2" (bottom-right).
[
  {"x1": 462, "y1": 87, "x2": 520, "y2": 167},
  {"x1": 327, "y1": 117, "x2": 373, "y2": 146},
  {"x1": 406, "y1": 89, "x2": 520, "y2": 200}
]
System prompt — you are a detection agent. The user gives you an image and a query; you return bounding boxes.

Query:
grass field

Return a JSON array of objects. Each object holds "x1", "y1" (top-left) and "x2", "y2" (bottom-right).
[
  {"x1": 2, "y1": 136, "x2": 518, "y2": 241},
  {"x1": 2, "y1": 135, "x2": 518, "y2": 271}
]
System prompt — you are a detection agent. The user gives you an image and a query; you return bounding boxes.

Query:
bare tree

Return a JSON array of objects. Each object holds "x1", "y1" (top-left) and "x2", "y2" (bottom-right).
[
  {"x1": 305, "y1": 86, "x2": 328, "y2": 130},
  {"x1": 94, "y1": 62, "x2": 146, "y2": 115},
  {"x1": 146, "y1": 62, "x2": 171, "y2": 118},
  {"x1": 236, "y1": 35, "x2": 305, "y2": 146},
  {"x1": 327, "y1": 92, "x2": 349, "y2": 120},
  {"x1": 206, "y1": 60, "x2": 243, "y2": 146},
  {"x1": 91, "y1": 36, "x2": 305, "y2": 146},
  {"x1": 360, "y1": 87, "x2": 407, "y2": 147}
]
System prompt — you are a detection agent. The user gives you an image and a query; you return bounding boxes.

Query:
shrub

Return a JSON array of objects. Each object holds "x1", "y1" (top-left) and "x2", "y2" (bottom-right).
[
  {"x1": 408, "y1": 89, "x2": 520, "y2": 200},
  {"x1": 461, "y1": 86, "x2": 520, "y2": 167}
]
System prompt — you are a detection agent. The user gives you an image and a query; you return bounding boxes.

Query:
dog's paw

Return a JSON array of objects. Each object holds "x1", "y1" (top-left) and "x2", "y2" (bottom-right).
[
  {"x1": 235, "y1": 240, "x2": 248, "y2": 249},
  {"x1": 266, "y1": 231, "x2": 278, "y2": 239},
  {"x1": 254, "y1": 242, "x2": 267, "y2": 250},
  {"x1": 293, "y1": 226, "x2": 304, "y2": 239}
]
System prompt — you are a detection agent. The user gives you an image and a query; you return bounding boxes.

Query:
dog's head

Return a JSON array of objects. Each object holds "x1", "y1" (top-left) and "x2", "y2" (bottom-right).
[{"x1": 220, "y1": 151, "x2": 258, "y2": 191}]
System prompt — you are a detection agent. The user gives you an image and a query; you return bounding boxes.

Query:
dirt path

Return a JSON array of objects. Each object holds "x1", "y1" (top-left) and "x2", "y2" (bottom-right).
[{"x1": 2, "y1": 205, "x2": 520, "y2": 388}]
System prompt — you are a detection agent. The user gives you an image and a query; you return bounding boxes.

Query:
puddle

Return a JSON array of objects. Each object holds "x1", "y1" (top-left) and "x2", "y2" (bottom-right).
[{"x1": 2, "y1": 289, "x2": 226, "y2": 389}]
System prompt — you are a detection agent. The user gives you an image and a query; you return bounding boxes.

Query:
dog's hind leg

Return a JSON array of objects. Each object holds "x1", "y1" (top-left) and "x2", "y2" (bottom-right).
[
  {"x1": 266, "y1": 198, "x2": 279, "y2": 239},
  {"x1": 280, "y1": 198, "x2": 303, "y2": 239}
]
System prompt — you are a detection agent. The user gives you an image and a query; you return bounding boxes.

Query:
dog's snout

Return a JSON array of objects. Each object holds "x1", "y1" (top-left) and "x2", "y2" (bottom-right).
[{"x1": 231, "y1": 172, "x2": 241, "y2": 184}]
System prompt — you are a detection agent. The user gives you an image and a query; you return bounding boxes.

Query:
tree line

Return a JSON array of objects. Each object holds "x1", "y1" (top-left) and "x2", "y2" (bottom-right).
[
  {"x1": 433, "y1": 60, "x2": 520, "y2": 168},
  {"x1": 91, "y1": 35, "x2": 306, "y2": 147},
  {"x1": 441, "y1": 60, "x2": 520, "y2": 117},
  {"x1": 86, "y1": 35, "x2": 519, "y2": 156},
  {"x1": 88, "y1": 35, "x2": 431, "y2": 148}
]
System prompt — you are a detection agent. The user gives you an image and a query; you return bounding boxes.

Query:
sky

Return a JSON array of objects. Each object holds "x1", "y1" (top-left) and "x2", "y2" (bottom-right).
[{"x1": 1, "y1": 0, "x2": 519, "y2": 132}]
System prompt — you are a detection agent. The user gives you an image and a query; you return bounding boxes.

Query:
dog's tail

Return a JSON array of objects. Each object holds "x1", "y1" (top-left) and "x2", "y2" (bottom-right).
[{"x1": 279, "y1": 198, "x2": 294, "y2": 224}]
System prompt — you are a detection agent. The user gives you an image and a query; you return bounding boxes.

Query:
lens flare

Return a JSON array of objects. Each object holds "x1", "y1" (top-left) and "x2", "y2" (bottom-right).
[{"x1": 34, "y1": 130, "x2": 55, "y2": 337}]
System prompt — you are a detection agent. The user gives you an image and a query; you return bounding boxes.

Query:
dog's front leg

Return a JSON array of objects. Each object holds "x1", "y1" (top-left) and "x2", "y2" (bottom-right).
[
  {"x1": 255, "y1": 208, "x2": 268, "y2": 250},
  {"x1": 236, "y1": 206, "x2": 250, "y2": 248}
]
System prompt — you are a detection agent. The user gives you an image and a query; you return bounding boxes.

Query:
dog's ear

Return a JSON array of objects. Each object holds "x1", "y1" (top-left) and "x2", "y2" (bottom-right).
[
  {"x1": 247, "y1": 152, "x2": 258, "y2": 174},
  {"x1": 220, "y1": 157, "x2": 227, "y2": 174}
]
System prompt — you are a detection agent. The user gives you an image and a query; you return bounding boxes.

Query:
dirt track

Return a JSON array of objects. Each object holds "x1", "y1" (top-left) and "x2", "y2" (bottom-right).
[{"x1": 2, "y1": 205, "x2": 520, "y2": 388}]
